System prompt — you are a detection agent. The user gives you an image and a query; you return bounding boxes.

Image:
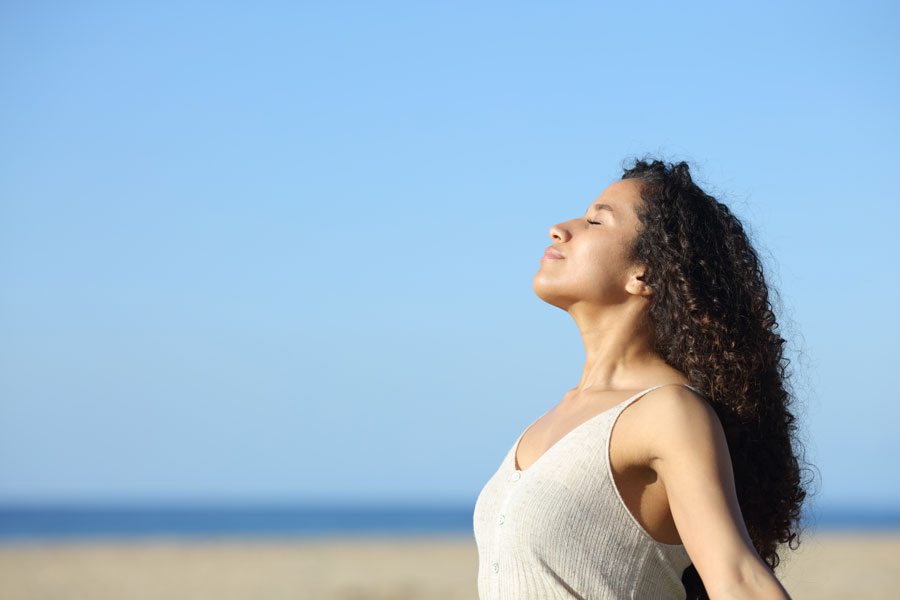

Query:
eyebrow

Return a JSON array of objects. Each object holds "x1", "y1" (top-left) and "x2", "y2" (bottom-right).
[{"x1": 593, "y1": 203, "x2": 615, "y2": 214}]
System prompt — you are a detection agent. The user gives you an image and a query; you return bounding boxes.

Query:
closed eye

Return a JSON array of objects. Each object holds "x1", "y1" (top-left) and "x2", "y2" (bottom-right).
[{"x1": 586, "y1": 219, "x2": 602, "y2": 225}]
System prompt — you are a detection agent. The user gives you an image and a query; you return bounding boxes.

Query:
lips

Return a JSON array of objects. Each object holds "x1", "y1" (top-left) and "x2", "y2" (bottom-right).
[{"x1": 543, "y1": 247, "x2": 564, "y2": 259}]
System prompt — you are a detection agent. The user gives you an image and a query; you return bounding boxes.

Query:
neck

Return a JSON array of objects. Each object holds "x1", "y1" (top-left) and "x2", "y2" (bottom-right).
[{"x1": 568, "y1": 300, "x2": 662, "y2": 393}]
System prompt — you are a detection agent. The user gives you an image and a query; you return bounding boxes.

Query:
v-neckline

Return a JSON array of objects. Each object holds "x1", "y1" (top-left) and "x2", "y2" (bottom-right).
[{"x1": 512, "y1": 384, "x2": 697, "y2": 473}]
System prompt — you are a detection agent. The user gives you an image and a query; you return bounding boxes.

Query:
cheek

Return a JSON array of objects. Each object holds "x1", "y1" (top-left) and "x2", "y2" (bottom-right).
[
  {"x1": 578, "y1": 244, "x2": 627, "y2": 275},
  {"x1": 572, "y1": 248, "x2": 631, "y2": 291}
]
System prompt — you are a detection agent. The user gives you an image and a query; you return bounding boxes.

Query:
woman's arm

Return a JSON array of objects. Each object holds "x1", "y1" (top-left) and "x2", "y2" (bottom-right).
[{"x1": 644, "y1": 386, "x2": 792, "y2": 600}]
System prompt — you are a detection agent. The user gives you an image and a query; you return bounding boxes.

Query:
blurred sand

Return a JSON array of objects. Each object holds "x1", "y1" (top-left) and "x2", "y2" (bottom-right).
[{"x1": 0, "y1": 530, "x2": 897, "y2": 599}]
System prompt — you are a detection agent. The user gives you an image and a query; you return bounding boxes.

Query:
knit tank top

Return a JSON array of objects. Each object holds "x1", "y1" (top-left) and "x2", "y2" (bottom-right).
[{"x1": 473, "y1": 384, "x2": 701, "y2": 599}]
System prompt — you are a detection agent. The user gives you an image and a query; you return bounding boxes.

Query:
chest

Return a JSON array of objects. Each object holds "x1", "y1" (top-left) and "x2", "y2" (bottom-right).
[{"x1": 512, "y1": 403, "x2": 682, "y2": 546}]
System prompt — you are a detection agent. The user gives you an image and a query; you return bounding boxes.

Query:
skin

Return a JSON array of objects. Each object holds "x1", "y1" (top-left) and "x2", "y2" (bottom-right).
[{"x1": 523, "y1": 178, "x2": 792, "y2": 600}]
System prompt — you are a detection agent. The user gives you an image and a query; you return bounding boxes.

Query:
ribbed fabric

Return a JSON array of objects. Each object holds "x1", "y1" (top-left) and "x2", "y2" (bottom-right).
[{"x1": 473, "y1": 384, "x2": 700, "y2": 599}]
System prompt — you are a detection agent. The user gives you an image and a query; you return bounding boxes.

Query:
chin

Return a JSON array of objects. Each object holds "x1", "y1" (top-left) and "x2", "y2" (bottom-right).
[{"x1": 532, "y1": 275, "x2": 570, "y2": 310}]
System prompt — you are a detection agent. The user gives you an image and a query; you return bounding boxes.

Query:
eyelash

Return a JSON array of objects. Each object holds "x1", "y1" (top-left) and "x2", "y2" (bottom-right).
[{"x1": 586, "y1": 219, "x2": 602, "y2": 225}]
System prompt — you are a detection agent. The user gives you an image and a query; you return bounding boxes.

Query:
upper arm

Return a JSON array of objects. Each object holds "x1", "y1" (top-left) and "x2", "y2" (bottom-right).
[{"x1": 645, "y1": 386, "x2": 765, "y2": 594}]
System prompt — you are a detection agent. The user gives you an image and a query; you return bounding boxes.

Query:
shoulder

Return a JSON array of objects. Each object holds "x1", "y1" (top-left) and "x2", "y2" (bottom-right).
[
  {"x1": 642, "y1": 382, "x2": 714, "y2": 418},
  {"x1": 633, "y1": 383, "x2": 727, "y2": 467},
  {"x1": 636, "y1": 387, "x2": 767, "y2": 593}
]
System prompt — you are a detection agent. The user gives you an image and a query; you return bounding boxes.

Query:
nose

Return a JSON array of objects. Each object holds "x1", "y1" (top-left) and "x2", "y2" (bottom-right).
[{"x1": 549, "y1": 222, "x2": 571, "y2": 242}]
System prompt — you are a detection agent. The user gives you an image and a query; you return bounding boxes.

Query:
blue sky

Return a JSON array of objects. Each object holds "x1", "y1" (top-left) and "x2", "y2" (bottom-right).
[{"x1": 1, "y1": 1, "x2": 898, "y2": 514}]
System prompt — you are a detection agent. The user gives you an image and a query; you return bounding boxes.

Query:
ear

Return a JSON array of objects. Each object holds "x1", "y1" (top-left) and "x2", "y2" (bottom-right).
[{"x1": 626, "y1": 268, "x2": 653, "y2": 297}]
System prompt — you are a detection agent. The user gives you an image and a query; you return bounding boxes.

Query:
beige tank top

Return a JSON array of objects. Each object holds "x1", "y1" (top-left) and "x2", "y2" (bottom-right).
[{"x1": 473, "y1": 384, "x2": 700, "y2": 599}]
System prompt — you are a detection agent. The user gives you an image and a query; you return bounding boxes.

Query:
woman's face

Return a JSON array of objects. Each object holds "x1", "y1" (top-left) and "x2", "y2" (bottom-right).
[{"x1": 532, "y1": 178, "x2": 648, "y2": 311}]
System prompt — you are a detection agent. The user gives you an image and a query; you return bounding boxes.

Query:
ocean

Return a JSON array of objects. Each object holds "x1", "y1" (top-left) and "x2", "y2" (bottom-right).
[
  {"x1": 0, "y1": 503, "x2": 897, "y2": 542},
  {"x1": 0, "y1": 503, "x2": 474, "y2": 541}
]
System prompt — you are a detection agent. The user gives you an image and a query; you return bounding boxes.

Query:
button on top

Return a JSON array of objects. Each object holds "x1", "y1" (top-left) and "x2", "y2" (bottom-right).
[
  {"x1": 511, "y1": 471, "x2": 521, "y2": 481},
  {"x1": 497, "y1": 514, "x2": 505, "y2": 525},
  {"x1": 491, "y1": 562, "x2": 500, "y2": 573}
]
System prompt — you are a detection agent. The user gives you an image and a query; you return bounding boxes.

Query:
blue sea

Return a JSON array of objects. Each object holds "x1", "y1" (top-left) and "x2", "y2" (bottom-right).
[
  {"x1": 0, "y1": 503, "x2": 897, "y2": 542},
  {"x1": 0, "y1": 503, "x2": 475, "y2": 541}
]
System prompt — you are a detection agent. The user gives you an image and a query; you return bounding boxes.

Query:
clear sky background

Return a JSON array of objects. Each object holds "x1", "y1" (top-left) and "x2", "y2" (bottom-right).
[{"x1": 1, "y1": 1, "x2": 897, "y2": 514}]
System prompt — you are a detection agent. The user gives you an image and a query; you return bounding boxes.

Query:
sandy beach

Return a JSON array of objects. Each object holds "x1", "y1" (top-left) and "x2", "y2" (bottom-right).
[{"x1": 1, "y1": 530, "x2": 897, "y2": 599}]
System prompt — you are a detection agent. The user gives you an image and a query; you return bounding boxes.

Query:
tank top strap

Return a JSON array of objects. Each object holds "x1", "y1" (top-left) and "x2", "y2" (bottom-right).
[{"x1": 614, "y1": 382, "x2": 705, "y2": 414}]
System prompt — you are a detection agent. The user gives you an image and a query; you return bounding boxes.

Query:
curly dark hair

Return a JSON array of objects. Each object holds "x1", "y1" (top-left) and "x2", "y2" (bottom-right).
[{"x1": 620, "y1": 156, "x2": 815, "y2": 599}]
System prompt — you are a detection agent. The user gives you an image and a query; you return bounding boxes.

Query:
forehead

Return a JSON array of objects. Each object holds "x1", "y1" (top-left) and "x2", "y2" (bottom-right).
[{"x1": 589, "y1": 178, "x2": 645, "y2": 215}]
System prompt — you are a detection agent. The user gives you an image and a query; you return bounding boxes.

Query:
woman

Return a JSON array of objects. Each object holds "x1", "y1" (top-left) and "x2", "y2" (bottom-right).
[{"x1": 472, "y1": 158, "x2": 810, "y2": 599}]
